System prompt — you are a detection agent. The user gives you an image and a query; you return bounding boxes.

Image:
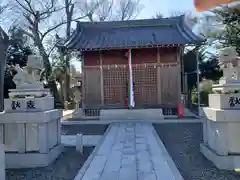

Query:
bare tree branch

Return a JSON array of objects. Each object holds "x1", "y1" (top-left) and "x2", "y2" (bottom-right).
[
  {"x1": 41, "y1": 21, "x2": 68, "y2": 41},
  {"x1": 15, "y1": 0, "x2": 35, "y2": 15},
  {"x1": 95, "y1": 0, "x2": 114, "y2": 21},
  {"x1": 24, "y1": 0, "x2": 36, "y2": 14},
  {"x1": 115, "y1": 0, "x2": 143, "y2": 21},
  {"x1": 21, "y1": 29, "x2": 35, "y2": 39},
  {"x1": 0, "y1": 1, "x2": 8, "y2": 15}
]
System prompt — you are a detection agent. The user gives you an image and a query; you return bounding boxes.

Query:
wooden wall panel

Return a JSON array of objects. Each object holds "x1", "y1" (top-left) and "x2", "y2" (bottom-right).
[
  {"x1": 103, "y1": 66, "x2": 128, "y2": 107},
  {"x1": 84, "y1": 67, "x2": 101, "y2": 106},
  {"x1": 159, "y1": 64, "x2": 180, "y2": 106},
  {"x1": 160, "y1": 47, "x2": 178, "y2": 63},
  {"x1": 133, "y1": 64, "x2": 157, "y2": 107}
]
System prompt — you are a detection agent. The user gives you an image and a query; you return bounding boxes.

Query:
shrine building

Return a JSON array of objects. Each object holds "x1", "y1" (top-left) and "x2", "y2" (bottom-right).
[{"x1": 64, "y1": 15, "x2": 203, "y2": 109}]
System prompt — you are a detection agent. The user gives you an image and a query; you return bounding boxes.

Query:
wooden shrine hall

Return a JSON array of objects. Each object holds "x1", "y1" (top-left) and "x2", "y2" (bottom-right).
[{"x1": 63, "y1": 15, "x2": 203, "y2": 109}]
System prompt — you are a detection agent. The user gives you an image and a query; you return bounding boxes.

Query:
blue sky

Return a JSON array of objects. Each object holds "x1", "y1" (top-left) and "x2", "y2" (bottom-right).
[
  {"x1": 0, "y1": 0, "x2": 197, "y2": 32},
  {"x1": 138, "y1": 0, "x2": 195, "y2": 18}
]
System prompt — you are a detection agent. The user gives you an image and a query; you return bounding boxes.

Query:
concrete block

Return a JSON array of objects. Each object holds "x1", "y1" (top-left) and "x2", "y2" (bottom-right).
[
  {"x1": 26, "y1": 123, "x2": 39, "y2": 152},
  {"x1": 200, "y1": 143, "x2": 235, "y2": 170},
  {"x1": 203, "y1": 107, "x2": 240, "y2": 122},
  {"x1": 0, "y1": 109, "x2": 61, "y2": 124},
  {"x1": 5, "y1": 144, "x2": 63, "y2": 169}
]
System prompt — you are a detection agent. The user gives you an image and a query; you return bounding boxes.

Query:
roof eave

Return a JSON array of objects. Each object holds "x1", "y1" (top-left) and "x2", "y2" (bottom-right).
[
  {"x1": 178, "y1": 15, "x2": 206, "y2": 43},
  {"x1": 63, "y1": 23, "x2": 83, "y2": 49},
  {"x1": 78, "y1": 44, "x2": 185, "y2": 52}
]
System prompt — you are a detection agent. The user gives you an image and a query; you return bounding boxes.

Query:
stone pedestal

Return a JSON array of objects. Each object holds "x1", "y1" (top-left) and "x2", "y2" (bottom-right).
[
  {"x1": 0, "y1": 96, "x2": 63, "y2": 169},
  {"x1": 100, "y1": 109, "x2": 164, "y2": 121},
  {"x1": 201, "y1": 93, "x2": 240, "y2": 170}
]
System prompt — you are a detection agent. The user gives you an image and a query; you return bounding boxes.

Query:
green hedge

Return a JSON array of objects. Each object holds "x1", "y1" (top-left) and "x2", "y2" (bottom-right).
[
  {"x1": 192, "y1": 91, "x2": 211, "y2": 106},
  {"x1": 192, "y1": 80, "x2": 213, "y2": 106}
]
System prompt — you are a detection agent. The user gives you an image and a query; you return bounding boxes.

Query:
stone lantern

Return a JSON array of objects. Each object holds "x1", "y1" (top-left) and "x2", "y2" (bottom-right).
[{"x1": 212, "y1": 47, "x2": 240, "y2": 93}]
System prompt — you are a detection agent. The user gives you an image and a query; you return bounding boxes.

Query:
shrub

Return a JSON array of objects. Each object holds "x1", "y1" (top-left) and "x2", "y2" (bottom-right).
[{"x1": 192, "y1": 79, "x2": 213, "y2": 106}]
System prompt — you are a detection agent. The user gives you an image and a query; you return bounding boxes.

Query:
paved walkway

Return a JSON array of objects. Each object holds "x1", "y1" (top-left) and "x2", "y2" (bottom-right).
[{"x1": 74, "y1": 123, "x2": 183, "y2": 180}]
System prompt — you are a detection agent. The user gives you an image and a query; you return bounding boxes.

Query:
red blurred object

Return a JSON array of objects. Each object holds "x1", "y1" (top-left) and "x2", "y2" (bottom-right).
[
  {"x1": 194, "y1": 0, "x2": 239, "y2": 12},
  {"x1": 178, "y1": 103, "x2": 184, "y2": 118}
]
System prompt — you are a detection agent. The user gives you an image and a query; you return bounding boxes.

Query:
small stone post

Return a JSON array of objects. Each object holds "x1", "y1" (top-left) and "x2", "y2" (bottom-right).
[{"x1": 76, "y1": 134, "x2": 83, "y2": 154}]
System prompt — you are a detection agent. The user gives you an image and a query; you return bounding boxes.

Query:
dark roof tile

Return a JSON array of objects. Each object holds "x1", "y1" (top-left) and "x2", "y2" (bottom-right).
[{"x1": 64, "y1": 15, "x2": 204, "y2": 50}]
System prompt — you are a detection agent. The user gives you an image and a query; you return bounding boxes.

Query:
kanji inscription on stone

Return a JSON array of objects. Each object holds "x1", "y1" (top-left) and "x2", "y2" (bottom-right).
[
  {"x1": 26, "y1": 100, "x2": 36, "y2": 109},
  {"x1": 229, "y1": 96, "x2": 240, "y2": 108},
  {"x1": 11, "y1": 101, "x2": 21, "y2": 110}
]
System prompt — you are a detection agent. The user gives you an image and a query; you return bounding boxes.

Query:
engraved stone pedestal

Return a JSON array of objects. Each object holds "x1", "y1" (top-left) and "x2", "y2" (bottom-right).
[
  {"x1": 0, "y1": 94, "x2": 63, "y2": 169},
  {"x1": 201, "y1": 93, "x2": 240, "y2": 170}
]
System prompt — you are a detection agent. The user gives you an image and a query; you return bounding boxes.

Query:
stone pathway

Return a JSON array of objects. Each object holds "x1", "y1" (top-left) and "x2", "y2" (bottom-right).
[{"x1": 74, "y1": 123, "x2": 183, "y2": 180}]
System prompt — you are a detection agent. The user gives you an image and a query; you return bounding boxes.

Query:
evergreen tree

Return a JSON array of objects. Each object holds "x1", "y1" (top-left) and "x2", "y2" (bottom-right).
[
  {"x1": 214, "y1": 6, "x2": 240, "y2": 53},
  {"x1": 206, "y1": 6, "x2": 240, "y2": 53},
  {"x1": 4, "y1": 27, "x2": 33, "y2": 98},
  {"x1": 184, "y1": 47, "x2": 222, "y2": 91}
]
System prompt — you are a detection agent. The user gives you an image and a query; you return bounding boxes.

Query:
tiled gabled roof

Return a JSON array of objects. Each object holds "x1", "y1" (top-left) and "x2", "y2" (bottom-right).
[{"x1": 64, "y1": 15, "x2": 204, "y2": 51}]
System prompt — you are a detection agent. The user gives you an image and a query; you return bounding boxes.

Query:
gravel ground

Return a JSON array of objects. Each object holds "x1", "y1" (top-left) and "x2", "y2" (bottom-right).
[
  {"x1": 6, "y1": 147, "x2": 94, "y2": 180},
  {"x1": 61, "y1": 124, "x2": 109, "y2": 135},
  {"x1": 154, "y1": 123, "x2": 240, "y2": 180}
]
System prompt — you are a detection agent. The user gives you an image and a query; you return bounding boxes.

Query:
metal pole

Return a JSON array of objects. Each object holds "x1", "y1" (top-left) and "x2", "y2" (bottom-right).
[{"x1": 196, "y1": 50, "x2": 201, "y2": 116}]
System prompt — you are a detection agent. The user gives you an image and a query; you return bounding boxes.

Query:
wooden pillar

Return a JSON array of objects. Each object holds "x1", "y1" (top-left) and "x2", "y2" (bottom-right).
[
  {"x1": 81, "y1": 52, "x2": 85, "y2": 110},
  {"x1": 157, "y1": 48, "x2": 162, "y2": 104},
  {"x1": 100, "y1": 51, "x2": 104, "y2": 105},
  {"x1": 177, "y1": 47, "x2": 181, "y2": 104}
]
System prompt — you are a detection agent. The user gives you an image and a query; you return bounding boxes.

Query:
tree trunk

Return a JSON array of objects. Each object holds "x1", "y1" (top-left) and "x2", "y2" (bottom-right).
[
  {"x1": 35, "y1": 36, "x2": 62, "y2": 107},
  {"x1": 64, "y1": 1, "x2": 74, "y2": 103},
  {"x1": 64, "y1": 55, "x2": 71, "y2": 102}
]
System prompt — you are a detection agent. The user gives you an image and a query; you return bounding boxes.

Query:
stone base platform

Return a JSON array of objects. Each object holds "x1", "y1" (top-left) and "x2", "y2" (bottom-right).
[
  {"x1": 200, "y1": 143, "x2": 240, "y2": 170},
  {"x1": 0, "y1": 109, "x2": 62, "y2": 169},
  {"x1": 100, "y1": 109, "x2": 164, "y2": 121},
  {"x1": 6, "y1": 144, "x2": 63, "y2": 169}
]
